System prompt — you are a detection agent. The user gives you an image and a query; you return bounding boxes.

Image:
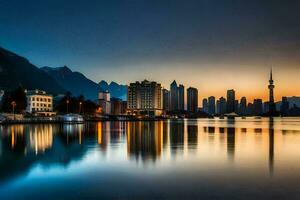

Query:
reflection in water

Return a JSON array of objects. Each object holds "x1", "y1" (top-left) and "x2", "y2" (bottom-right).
[
  {"x1": 187, "y1": 123, "x2": 198, "y2": 151},
  {"x1": 127, "y1": 121, "x2": 162, "y2": 162},
  {"x1": 269, "y1": 117, "x2": 274, "y2": 176},
  {"x1": 169, "y1": 120, "x2": 184, "y2": 155},
  {"x1": 227, "y1": 120, "x2": 235, "y2": 161},
  {"x1": 1, "y1": 118, "x2": 300, "y2": 199}
]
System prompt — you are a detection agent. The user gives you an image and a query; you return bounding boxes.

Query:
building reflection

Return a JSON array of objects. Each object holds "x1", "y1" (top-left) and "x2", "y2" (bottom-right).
[
  {"x1": 28, "y1": 125, "x2": 53, "y2": 154},
  {"x1": 269, "y1": 117, "x2": 274, "y2": 176},
  {"x1": 187, "y1": 123, "x2": 198, "y2": 151},
  {"x1": 227, "y1": 119, "x2": 235, "y2": 161},
  {"x1": 126, "y1": 121, "x2": 162, "y2": 162},
  {"x1": 169, "y1": 120, "x2": 184, "y2": 155}
]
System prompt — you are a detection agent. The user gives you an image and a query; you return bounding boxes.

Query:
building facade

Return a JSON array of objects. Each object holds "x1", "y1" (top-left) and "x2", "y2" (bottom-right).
[
  {"x1": 178, "y1": 84, "x2": 185, "y2": 111},
  {"x1": 127, "y1": 80, "x2": 162, "y2": 116},
  {"x1": 208, "y1": 96, "x2": 216, "y2": 115},
  {"x1": 187, "y1": 87, "x2": 198, "y2": 113},
  {"x1": 170, "y1": 80, "x2": 178, "y2": 111},
  {"x1": 217, "y1": 97, "x2": 227, "y2": 115},
  {"x1": 98, "y1": 91, "x2": 111, "y2": 115},
  {"x1": 25, "y1": 89, "x2": 54, "y2": 116},
  {"x1": 162, "y1": 89, "x2": 170, "y2": 112},
  {"x1": 226, "y1": 89, "x2": 236, "y2": 113}
]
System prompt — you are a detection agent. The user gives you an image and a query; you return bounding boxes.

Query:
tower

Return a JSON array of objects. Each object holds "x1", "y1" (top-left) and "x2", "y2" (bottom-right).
[{"x1": 268, "y1": 68, "x2": 276, "y2": 115}]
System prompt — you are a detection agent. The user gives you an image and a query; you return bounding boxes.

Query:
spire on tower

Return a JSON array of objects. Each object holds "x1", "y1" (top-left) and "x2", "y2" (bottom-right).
[{"x1": 270, "y1": 67, "x2": 273, "y2": 81}]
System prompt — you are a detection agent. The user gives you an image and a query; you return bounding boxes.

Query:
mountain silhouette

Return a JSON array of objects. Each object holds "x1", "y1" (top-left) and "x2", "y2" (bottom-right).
[
  {"x1": 99, "y1": 80, "x2": 127, "y2": 100},
  {"x1": 41, "y1": 66, "x2": 101, "y2": 100},
  {"x1": 0, "y1": 47, "x2": 65, "y2": 94}
]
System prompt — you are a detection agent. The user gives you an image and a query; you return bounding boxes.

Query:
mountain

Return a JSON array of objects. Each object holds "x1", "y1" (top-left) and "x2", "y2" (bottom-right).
[
  {"x1": 0, "y1": 47, "x2": 65, "y2": 94},
  {"x1": 99, "y1": 80, "x2": 127, "y2": 100},
  {"x1": 41, "y1": 66, "x2": 101, "y2": 100}
]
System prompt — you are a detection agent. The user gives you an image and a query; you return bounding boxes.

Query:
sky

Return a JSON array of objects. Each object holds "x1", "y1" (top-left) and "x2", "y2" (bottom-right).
[{"x1": 1, "y1": 0, "x2": 300, "y2": 102}]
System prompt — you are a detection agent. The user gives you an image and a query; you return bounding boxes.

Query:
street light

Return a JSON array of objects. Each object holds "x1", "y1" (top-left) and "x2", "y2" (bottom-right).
[
  {"x1": 79, "y1": 101, "x2": 82, "y2": 114},
  {"x1": 11, "y1": 101, "x2": 16, "y2": 120},
  {"x1": 66, "y1": 99, "x2": 70, "y2": 113}
]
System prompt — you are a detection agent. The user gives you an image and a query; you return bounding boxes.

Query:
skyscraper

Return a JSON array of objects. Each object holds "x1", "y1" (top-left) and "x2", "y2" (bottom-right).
[
  {"x1": 226, "y1": 89, "x2": 235, "y2": 113},
  {"x1": 127, "y1": 80, "x2": 162, "y2": 116},
  {"x1": 268, "y1": 69, "x2": 276, "y2": 115},
  {"x1": 208, "y1": 96, "x2": 216, "y2": 115},
  {"x1": 170, "y1": 80, "x2": 178, "y2": 111},
  {"x1": 218, "y1": 96, "x2": 227, "y2": 115},
  {"x1": 187, "y1": 87, "x2": 198, "y2": 113},
  {"x1": 162, "y1": 89, "x2": 170, "y2": 112},
  {"x1": 170, "y1": 80, "x2": 185, "y2": 112},
  {"x1": 178, "y1": 84, "x2": 185, "y2": 111},
  {"x1": 202, "y1": 98, "x2": 208, "y2": 113},
  {"x1": 253, "y1": 99, "x2": 263, "y2": 116},
  {"x1": 239, "y1": 97, "x2": 247, "y2": 116}
]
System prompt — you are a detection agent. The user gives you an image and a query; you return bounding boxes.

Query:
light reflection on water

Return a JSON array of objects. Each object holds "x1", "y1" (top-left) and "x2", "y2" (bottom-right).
[{"x1": 0, "y1": 118, "x2": 300, "y2": 199}]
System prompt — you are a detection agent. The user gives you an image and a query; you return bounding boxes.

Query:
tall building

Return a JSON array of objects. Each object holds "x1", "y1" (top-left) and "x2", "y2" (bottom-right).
[
  {"x1": 127, "y1": 80, "x2": 162, "y2": 116},
  {"x1": 170, "y1": 80, "x2": 185, "y2": 112},
  {"x1": 162, "y1": 89, "x2": 170, "y2": 112},
  {"x1": 253, "y1": 99, "x2": 263, "y2": 116},
  {"x1": 202, "y1": 98, "x2": 208, "y2": 113},
  {"x1": 110, "y1": 97, "x2": 123, "y2": 115},
  {"x1": 208, "y1": 96, "x2": 216, "y2": 115},
  {"x1": 226, "y1": 89, "x2": 235, "y2": 113},
  {"x1": 98, "y1": 91, "x2": 111, "y2": 114},
  {"x1": 217, "y1": 97, "x2": 227, "y2": 115},
  {"x1": 247, "y1": 103, "x2": 254, "y2": 115},
  {"x1": 170, "y1": 80, "x2": 178, "y2": 111},
  {"x1": 187, "y1": 87, "x2": 198, "y2": 113},
  {"x1": 268, "y1": 69, "x2": 276, "y2": 114},
  {"x1": 178, "y1": 84, "x2": 185, "y2": 111},
  {"x1": 239, "y1": 97, "x2": 247, "y2": 116},
  {"x1": 25, "y1": 89, "x2": 54, "y2": 116}
]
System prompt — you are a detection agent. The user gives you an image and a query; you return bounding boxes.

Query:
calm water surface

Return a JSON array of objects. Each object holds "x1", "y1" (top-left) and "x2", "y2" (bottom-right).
[{"x1": 1, "y1": 118, "x2": 300, "y2": 199}]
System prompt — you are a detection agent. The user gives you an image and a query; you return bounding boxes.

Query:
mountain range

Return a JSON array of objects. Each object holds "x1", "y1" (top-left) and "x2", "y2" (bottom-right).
[
  {"x1": 0, "y1": 46, "x2": 127, "y2": 100},
  {"x1": 0, "y1": 47, "x2": 65, "y2": 94}
]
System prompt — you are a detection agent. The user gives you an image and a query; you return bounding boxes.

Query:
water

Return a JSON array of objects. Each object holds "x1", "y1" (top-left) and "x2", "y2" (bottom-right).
[{"x1": 1, "y1": 118, "x2": 300, "y2": 199}]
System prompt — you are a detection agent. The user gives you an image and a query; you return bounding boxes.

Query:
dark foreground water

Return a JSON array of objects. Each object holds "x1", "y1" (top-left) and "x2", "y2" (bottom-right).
[{"x1": 1, "y1": 118, "x2": 300, "y2": 199}]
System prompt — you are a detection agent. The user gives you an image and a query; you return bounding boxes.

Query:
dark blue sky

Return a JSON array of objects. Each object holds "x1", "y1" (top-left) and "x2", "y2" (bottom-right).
[{"x1": 1, "y1": 0, "x2": 300, "y2": 99}]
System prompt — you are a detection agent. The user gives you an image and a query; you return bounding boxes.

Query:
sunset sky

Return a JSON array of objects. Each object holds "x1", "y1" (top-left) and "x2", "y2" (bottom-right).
[{"x1": 1, "y1": 0, "x2": 300, "y2": 102}]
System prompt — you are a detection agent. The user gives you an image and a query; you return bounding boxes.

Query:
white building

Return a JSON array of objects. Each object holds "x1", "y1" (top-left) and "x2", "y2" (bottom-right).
[
  {"x1": 25, "y1": 89, "x2": 54, "y2": 116},
  {"x1": 98, "y1": 91, "x2": 111, "y2": 114}
]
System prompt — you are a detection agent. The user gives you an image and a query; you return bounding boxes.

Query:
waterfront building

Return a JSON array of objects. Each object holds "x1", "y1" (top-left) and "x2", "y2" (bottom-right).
[
  {"x1": 217, "y1": 97, "x2": 227, "y2": 115},
  {"x1": 162, "y1": 88, "x2": 170, "y2": 112},
  {"x1": 111, "y1": 97, "x2": 123, "y2": 115},
  {"x1": 239, "y1": 97, "x2": 247, "y2": 116},
  {"x1": 247, "y1": 103, "x2": 254, "y2": 115},
  {"x1": 187, "y1": 87, "x2": 198, "y2": 113},
  {"x1": 264, "y1": 102, "x2": 270, "y2": 114},
  {"x1": 25, "y1": 89, "x2": 54, "y2": 116},
  {"x1": 170, "y1": 80, "x2": 178, "y2": 111},
  {"x1": 127, "y1": 80, "x2": 162, "y2": 116},
  {"x1": 253, "y1": 99, "x2": 263, "y2": 116},
  {"x1": 226, "y1": 89, "x2": 235, "y2": 113},
  {"x1": 170, "y1": 80, "x2": 185, "y2": 112},
  {"x1": 98, "y1": 91, "x2": 111, "y2": 114},
  {"x1": 208, "y1": 96, "x2": 216, "y2": 115},
  {"x1": 268, "y1": 69, "x2": 276, "y2": 115},
  {"x1": 202, "y1": 98, "x2": 208, "y2": 113},
  {"x1": 280, "y1": 97, "x2": 289, "y2": 116},
  {"x1": 178, "y1": 84, "x2": 185, "y2": 111}
]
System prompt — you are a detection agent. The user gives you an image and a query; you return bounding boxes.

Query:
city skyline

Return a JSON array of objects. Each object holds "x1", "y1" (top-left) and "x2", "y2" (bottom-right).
[{"x1": 1, "y1": 0, "x2": 300, "y2": 102}]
